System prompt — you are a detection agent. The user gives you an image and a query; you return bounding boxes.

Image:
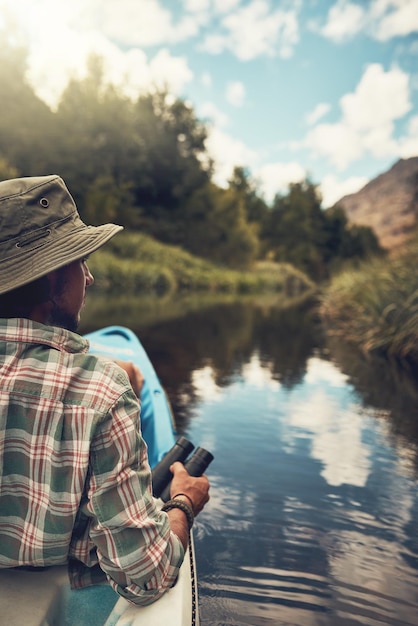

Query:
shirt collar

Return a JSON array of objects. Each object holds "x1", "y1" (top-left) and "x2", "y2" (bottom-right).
[{"x1": 0, "y1": 317, "x2": 90, "y2": 354}]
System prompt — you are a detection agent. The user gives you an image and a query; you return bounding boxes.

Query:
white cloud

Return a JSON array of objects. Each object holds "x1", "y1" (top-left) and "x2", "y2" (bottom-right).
[
  {"x1": 255, "y1": 161, "x2": 307, "y2": 203},
  {"x1": 320, "y1": 174, "x2": 368, "y2": 208},
  {"x1": 212, "y1": 0, "x2": 241, "y2": 14},
  {"x1": 305, "y1": 122, "x2": 364, "y2": 170},
  {"x1": 200, "y1": 0, "x2": 300, "y2": 60},
  {"x1": 0, "y1": 0, "x2": 210, "y2": 47},
  {"x1": 1, "y1": 0, "x2": 194, "y2": 109},
  {"x1": 199, "y1": 101, "x2": 229, "y2": 128},
  {"x1": 182, "y1": 0, "x2": 211, "y2": 12},
  {"x1": 147, "y1": 48, "x2": 194, "y2": 93},
  {"x1": 304, "y1": 63, "x2": 412, "y2": 170},
  {"x1": 226, "y1": 81, "x2": 246, "y2": 107},
  {"x1": 27, "y1": 29, "x2": 120, "y2": 109},
  {"x1": 83, "y1": 0, "x2": 204, "y2": 47},
  {"x1": 205, "y1": 127, "x2": 258, "y2": 187},
  {"x1": 254, "y1": 160, "x2": 369, "y2": 208},
  {"x1": 27, "y1": 33, "x2": 193, "y2": 109},
  {"x1": 306, "y1": 102, "x2": 331, "y2": 126},
  {"x1": 341, "y1": 63, "x2": 411, "y2": 129},
  {"x1": 93, "y1": 0, "x2": 174, "y2": 46},
  {"x1": 0, "y1": 0, "x2": 78, "y2": 31},
  {"x1": 398, "y1": 115, "x2": 418, "y2": 157},
  {"x1": 320, "y1": 0, "x2": 366, "y2": 42},
  {"x1": 318, "y1": 0, "x2": 418, "y2": 42},
  {"x1": 370, "y1": 0, "x2": 418, "y2": 40},
  {"x1": 201, "y1": 33, "x2": 226, "y2": 54}
]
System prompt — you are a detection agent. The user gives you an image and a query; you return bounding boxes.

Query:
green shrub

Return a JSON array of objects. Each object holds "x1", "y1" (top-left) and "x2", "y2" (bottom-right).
[{"x1": 320, "y1": 246, "x2": 418, "y2": 362}]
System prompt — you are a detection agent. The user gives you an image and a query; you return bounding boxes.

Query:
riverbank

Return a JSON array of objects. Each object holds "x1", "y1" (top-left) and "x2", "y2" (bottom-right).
[
  {"x1": 320, "y1": 242, "x2": 418, "y2": 364},
  {"x1": 89, "y1": 231, "x2": 315, "y2": 297},
  {"x1": 81, "y1": 290, "x2": 318, "y2": 335}
]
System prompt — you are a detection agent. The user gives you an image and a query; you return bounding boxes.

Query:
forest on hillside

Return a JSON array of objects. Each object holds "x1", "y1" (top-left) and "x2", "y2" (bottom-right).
[{"x1": 0, "y1": 26, "x2": 383, "y2": 282}]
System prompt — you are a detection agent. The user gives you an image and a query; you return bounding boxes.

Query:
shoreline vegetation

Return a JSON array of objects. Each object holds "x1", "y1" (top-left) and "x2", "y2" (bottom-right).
[
  {"x1": 89, "y1": 231, "x2": 316, "y2": 298},
  {"x1": 88, "y1": 230, "x2": 418, "y2": 367},
  {"x1": 88, "y1": 231, "x2": 418, "y2": 370},
  {"x1": 320, "y1": 240, "x2": 418, "y2": 366}
]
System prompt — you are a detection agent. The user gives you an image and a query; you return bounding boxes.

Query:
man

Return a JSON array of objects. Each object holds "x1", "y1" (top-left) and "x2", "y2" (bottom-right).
[{"x1": 0, "y1": 175, "x2": 210, "y2": 606}]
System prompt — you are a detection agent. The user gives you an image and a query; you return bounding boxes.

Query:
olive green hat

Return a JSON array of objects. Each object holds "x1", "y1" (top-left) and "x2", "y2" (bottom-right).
[{"x1": 0, "y1": 175, "x2": 123, "y2": 295}]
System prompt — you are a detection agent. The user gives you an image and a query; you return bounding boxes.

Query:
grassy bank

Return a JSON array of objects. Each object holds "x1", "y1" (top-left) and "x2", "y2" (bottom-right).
[
  {"x1": 89, "y1": 231, "x2": 315, "y2": 297},
  {"x1": 320, "y1": 245, "x2": 418, "y2": 363}
]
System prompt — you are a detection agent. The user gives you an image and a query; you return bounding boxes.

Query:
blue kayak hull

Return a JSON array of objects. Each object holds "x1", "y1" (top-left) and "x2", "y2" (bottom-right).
[{"x1": 84, "y1": 325, "x2": 177, "y2": 468}]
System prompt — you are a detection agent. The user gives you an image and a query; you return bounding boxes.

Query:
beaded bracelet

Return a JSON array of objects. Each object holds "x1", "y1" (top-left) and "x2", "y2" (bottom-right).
[{"x1": 161, "y1": 498, "x2": 194, "y2": 530}]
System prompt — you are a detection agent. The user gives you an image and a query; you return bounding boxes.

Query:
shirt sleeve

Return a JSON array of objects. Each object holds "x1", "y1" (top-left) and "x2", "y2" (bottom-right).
[{"x1": 82, "y1": 389, "x2": 185, "y2": 606}]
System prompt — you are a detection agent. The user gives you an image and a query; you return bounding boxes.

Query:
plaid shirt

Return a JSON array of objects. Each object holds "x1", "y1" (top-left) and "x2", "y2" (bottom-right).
[{"x1": 0, "y1": 318, "x2": 184, "y2": 606}]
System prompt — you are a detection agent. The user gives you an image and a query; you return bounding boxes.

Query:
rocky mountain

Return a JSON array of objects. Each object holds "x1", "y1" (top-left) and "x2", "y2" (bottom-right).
[{"x1": 333, "y1": 157, "x2": 418, "y2": 251}]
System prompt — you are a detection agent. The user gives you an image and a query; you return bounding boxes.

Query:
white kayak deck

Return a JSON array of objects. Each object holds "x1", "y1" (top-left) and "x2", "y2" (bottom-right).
[{"x1": 0, "y1": 541, "x2": 197, "y2": 626}]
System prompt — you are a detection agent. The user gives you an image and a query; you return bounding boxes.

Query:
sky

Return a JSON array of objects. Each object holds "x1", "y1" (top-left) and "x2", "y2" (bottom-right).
[{"x1": 1, "y1": 0, "x2": 418, "y2": 207}]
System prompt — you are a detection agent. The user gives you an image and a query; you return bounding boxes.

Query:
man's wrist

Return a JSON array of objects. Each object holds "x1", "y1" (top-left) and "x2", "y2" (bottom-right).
[
  {"x1": 171, "y1": 492, "x2": 195, "y2": 513},
  {"x1": 162, "y1": 498, "x2": 194, "y2": 530}
]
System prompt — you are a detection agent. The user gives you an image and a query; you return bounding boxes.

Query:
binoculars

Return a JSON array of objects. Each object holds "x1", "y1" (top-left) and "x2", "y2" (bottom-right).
[{"x1": 152, "y1": 436, "x2": 214, "y2": 502}]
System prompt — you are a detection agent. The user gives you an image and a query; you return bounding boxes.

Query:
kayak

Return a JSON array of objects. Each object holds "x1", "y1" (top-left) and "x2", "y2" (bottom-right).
[{"x1": 0, "y1": 326, "x2": 200, "y2": 626}]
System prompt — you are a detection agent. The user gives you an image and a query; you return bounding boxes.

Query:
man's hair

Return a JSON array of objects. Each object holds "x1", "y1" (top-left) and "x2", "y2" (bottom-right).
[{"x1": 0, "y1": 276, "x2": 51, "y2": 318}]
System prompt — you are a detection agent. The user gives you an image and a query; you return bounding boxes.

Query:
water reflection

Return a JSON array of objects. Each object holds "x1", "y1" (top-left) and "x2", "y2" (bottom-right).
[
  {"x1": 81, "y1": 295, "x2": 418, "y2": 625},
  {"x1": 285, "y1": 358, "x2": 371, "y2": 488},
  {"x1": 326, "y1": 337, "x2": 418, "y2": 471},
  {"x1": 191, "y1": 355, "x2": 418, "y2": 625},
  {"x1": 120, "y1": 296, "x2": 321, "y2": 431}
]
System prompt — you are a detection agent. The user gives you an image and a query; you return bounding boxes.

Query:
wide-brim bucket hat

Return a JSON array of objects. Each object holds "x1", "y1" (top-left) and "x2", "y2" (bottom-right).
[{"x1": 0, "y1": 175, "x2": 123, "y2": 295}]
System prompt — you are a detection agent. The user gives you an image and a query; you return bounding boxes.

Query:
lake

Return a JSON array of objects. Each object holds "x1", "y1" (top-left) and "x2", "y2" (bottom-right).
[{"x1": 82, "y1": 295, "x2": 418, "y2": 626}]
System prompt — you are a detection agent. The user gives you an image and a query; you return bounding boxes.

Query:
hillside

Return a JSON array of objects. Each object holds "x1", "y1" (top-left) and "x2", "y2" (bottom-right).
[{"x1": 333, "y1": 157, "x2": 418, "y2": 250}]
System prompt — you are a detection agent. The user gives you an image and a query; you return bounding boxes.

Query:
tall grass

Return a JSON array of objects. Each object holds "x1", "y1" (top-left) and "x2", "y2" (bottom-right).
[
  {"x1": 320, "y1": 245, "x2": 418, "y2": 363},
  {"x1": 89, "y1": 231, "x2": 315, "y2": 297}
]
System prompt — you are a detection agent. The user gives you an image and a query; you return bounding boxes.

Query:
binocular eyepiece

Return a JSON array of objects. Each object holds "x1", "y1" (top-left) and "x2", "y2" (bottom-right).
[{"x1": 152, "y1": 436, "x2": 214, "y2": 502}]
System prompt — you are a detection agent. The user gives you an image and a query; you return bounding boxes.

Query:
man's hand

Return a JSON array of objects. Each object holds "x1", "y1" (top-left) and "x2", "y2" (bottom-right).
[
  {"x1": 114, "y1": 360, "x2": 145, "y2": 396},
  {"x1": 169, "y1": 462, "x2": 210, "y2": 516}
]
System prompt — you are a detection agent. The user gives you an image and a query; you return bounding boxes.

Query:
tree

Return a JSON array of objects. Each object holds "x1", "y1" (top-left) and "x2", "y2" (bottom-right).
[
  {"x1": 182, "y1": 183, "x2": 259, "y2": 269},
  {"x1": 324, "y1": 206, "x2": 384, "y2": 272},
  {"x1": 262, "y1": 181, "x2": 384, "y2": 281},
  {"x1": 263, "y1": 180, "x2": 328, "y2": 280},
  {"x1": 229, "y1": 166, "x2": 269, "y2": 236},
  {"x1": 129, "y1": 91, "x2": 212, "y2": 236},
  {"x1": 84, "y1": 175, "x2": 139, "y2": 228},
  {"x1": 53, "y1": 55, "x2": 139, "y2": 215},
  {"x1": 54, "y1": 65, "x2": 213, "y2": 240},
  {"x1": 0, "y1": 20, "x2": 52, "y2": 175}
]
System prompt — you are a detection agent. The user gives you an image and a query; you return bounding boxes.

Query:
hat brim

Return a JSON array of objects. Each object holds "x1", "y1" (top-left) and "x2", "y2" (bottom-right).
[{"x1": 0, "y1": 222, "x2": 123, "y2": 295}]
